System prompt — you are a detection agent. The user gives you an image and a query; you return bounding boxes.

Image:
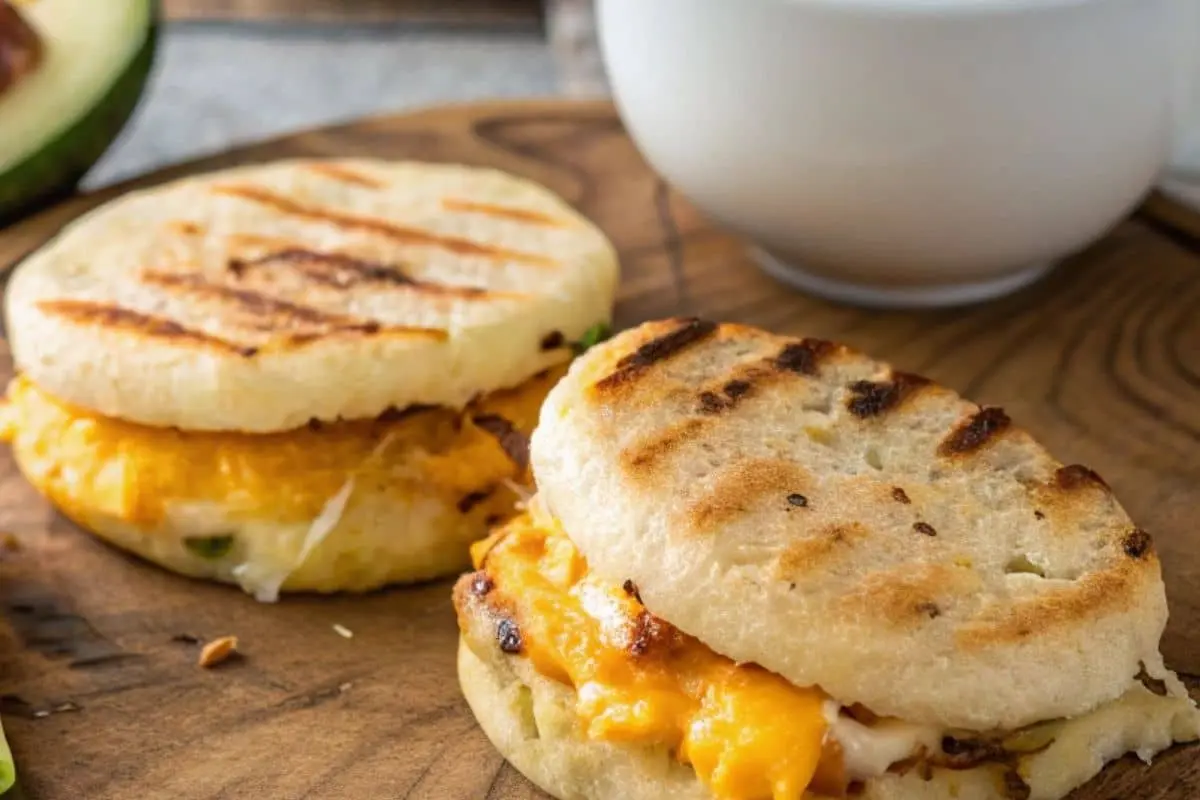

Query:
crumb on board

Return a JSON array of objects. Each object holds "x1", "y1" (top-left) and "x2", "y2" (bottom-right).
[
  {"x1": 333, "y1": 624, "x2": 354, "y2": 639},
  {"x1": 198, "y1": 635, "x2": 239, "y2": 668}
]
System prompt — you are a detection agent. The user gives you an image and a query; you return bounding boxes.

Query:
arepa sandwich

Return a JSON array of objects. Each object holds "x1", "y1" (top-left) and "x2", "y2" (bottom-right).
[
  {"x1": 1, "y1": 158, "x2": 618, "y2": 601},
  {"x1": 454, "y1": 318, "x2": 1200, "y2": 800}
]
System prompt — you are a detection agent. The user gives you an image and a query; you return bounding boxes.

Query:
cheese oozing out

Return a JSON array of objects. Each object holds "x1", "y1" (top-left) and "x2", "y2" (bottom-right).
[{"x1": 468, "y1": 513, "x2": 945, "y2": 799}]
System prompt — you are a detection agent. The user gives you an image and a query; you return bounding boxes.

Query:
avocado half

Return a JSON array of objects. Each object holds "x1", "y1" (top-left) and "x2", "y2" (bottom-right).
[{"x1": 0, "y1": 0, "x2": 156, "y2": 226}]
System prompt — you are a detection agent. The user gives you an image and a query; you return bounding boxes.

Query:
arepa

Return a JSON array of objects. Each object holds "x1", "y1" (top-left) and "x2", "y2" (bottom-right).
[
  {"x1": 1, "y1": 158, "x2": 618, "y2": 599},
  {"x1": 530, "y1": 319, "x2": 1176, "y2": 730},
  {"x1": 453, "y1": 318, "x2": 1200, "y2": 800}
]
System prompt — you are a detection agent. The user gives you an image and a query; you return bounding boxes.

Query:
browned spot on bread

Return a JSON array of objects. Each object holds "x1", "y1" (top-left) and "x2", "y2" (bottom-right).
[
  {"x1": 470, "y1": 571, "x2": 495, "y2": 597},
  {"x1": 443, "y1": 197, "x2": 567, "y2": 227},
  {"x1": 139, "y1": 271, "x2": 448, "y2": 342},
  {"x1": 227, "y1": 247, "x2": 505, "y2": 300},
  {"x1": 472, "y1": 414, "x2": 530, "y2": 473},
  {"x1": 892, "y1": 487, "x2": 911, "y2": 504},
  {"x1": 594, "y1": 318, "x2": 719, "y2": 391},
  {"x1": 913, "y1": 522, "x2": 938, "y2": 537},
  {"x1": 847, "y1": 372, "x2": 931, "y2": 418},
  {"x1": 774, "y1": 338, "x2": 837, "y2": 375},
  {"x1": 1034, "y1": 510, "x2": 1045, "y2": 520},
  {"x1": 306, "y1": 162, "x2": 386, "y2": 188},
  {"x1": 779, "y1": 523, "x2": 868, "y2": 577},
  {"x1": 622, "y1": 419, "x2": 707, "y2": 472},
  {"x1": 1054, "y1": 464, "x2": 1109, "y2": 491},
  {"x1": 541, "y1": 330, "x2": 566, "y2": 350},
  {"x1": 687, "y1": 459, "x2": 811, "y2": 530},
  {"x1": 786, "y1": 493, "x2": 808, "y2": 508},
  {"x1": 35, "y1": 300, "x2": 254, "y2": 356},
  {"x1": 916, "y1": 601, "x2": 942, "y2": 619},
  {"x1": 939, "y1": 407, "x2": 1012, "y2": 456},
  {"x1": 1123, "y1": 528, "x2": 1153, "y2": 559},
  {"x1": 843, "y1": 564, "x2": 978, "y2": 628},
  {"x1": 496, "y1": 617, "x2": 523, "y2": 654},
  {"x1": 214, "y1": 185, "x2": 557, "y2": 266},
  {"x1": 957, "y1": 558, "x2": 1152, "y2": 649}
]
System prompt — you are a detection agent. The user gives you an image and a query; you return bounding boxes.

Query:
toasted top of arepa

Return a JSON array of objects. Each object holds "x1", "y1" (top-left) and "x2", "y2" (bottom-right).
[
  {"x1": 5, "y1": 159, "x2": 618, "y2": 432},
  {"x1": 530, "y1": 318, "x2": 1172, "y2": 731}
]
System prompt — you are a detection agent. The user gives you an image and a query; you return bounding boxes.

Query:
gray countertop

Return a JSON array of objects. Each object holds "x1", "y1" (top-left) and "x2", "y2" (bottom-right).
[{"x1": 85, "y1": 23, "x2": 568, "y2": 189}]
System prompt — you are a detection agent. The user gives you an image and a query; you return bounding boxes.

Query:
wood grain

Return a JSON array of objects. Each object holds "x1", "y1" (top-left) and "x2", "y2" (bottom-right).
[
  {"x1": 0, "y1": 100, "x2": 1198, "y2": 799},
  {"x1": 162, "y1": 0, "x2": 542, "y2": 25}
]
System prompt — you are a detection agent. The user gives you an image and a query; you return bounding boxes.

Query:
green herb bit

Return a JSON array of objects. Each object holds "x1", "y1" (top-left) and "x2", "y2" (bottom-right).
[
  {"x1": 184, "y1": 535, "x2": 235, "y2": 560},
  {"x1": 573, "y1": 322, "x2": 613, "y2": 355}
]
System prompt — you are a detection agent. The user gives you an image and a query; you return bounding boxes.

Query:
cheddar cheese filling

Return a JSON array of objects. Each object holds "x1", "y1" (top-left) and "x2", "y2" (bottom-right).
[
  {"x1": 0, "y1": 371, "x2": 560, "y2": 529},
  {"x1": 464, "y1": 513, "x2": 858, "y2": 799}
]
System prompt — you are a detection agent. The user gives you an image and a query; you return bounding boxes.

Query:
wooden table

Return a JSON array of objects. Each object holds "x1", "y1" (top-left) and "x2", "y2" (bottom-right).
[{"x1": 0, "y1": 100, "x2": 1197, "y2": 799}]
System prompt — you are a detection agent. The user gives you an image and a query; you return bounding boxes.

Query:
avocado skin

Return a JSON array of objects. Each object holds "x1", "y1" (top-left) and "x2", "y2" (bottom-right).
[{"x1": 0, "y1": 15, "x2": 158, "y2": 227}]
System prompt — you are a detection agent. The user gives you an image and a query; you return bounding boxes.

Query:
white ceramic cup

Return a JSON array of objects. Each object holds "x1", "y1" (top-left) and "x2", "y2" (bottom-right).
[
  {"x1": 597, "y1": 0, "x2": 1176, "y2": 309},
  {"x1": 1160, "y1": 0, "x2": 1200, "y2": 210}
]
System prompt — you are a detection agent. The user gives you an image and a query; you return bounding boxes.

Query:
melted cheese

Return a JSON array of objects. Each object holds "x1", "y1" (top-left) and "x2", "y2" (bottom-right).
[
  {"x1": 471, "y1": 518, "x2": 844, "y2": 800},
  {"x1": 0, "y1": 370, "x2": 560, "y2": 528}
]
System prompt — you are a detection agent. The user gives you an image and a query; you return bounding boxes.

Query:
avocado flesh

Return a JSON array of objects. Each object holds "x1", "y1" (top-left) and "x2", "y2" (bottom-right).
[{"x1": 0, "y1": 0, "x2": 155, "y2": 224}]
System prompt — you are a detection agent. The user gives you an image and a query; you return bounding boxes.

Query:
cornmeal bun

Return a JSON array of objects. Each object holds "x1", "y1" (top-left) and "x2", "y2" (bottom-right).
[
  {"x1": 5, "y1": 158, "x2": 618, "y2": 432},
  {"x1": 1, "y1": 158, "x2": 618, "y2": 597},
  {"x1": 530, "y1": 319, "x2": 1175, "y2": 731}
]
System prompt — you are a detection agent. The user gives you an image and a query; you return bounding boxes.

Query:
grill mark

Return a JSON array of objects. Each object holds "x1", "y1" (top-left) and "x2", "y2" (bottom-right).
[
  {"x1": 35, "y1": 300, "x2": 254, "y2": 356},
  {"x1": 442, "y1": 197, "x2": 566, "y2": 227},
  {"x1": 774, "y1": 338, "x2": 837, "y2": 375},
  {"x1": 215, "y1": 185, "x2": 557, "y2": 266},
  {"x1": 623, "y1": 418, "x2": 706, "y2": 472},
  {"x1": 139, "y1": 272, "x2": 447, "y2": 341},
  {"x1": 306, "y1": 163, "x2": 386, "y2": 188},
  {"x1": 228, "y1": 248, "x2": 508, "y2": 300},
  {"x1": 624, "y1": 346, "x2": 826, "y2": 471},
  {"x1": 938, "y1": 407, "x2": 1012, "y2": 456},
  {"x1": 846, "y1": 372, "x2": 932, "y2": 418},
  {"x1": 594, "y1": 318, "x2": 719, "y2": 391},
  {"x1": 892, "y1": 487, "x2": 911, "y2": 504}
]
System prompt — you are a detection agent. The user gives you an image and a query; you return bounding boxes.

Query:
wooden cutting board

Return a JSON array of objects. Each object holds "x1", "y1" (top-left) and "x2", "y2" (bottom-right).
[{"x1": 0, "y1": 100, "x2": 1198, "y2": 800}]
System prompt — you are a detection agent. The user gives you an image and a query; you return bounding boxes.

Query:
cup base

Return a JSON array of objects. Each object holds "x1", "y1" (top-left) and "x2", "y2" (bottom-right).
[
  {"x1": 751, "y1": 248, "x2": 1055, "y2": 310},
  {"x1": 1158, "y1": 175, "x2": 1200, "y2": 214}
]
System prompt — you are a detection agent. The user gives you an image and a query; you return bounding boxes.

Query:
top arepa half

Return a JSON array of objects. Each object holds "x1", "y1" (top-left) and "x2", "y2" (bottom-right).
[
  {"x1": 529, "y1": 318, "x2": 1173, "y2": 732},
  {"x1": 5, "y1": 159, "x2": 618, "y2": 432}
]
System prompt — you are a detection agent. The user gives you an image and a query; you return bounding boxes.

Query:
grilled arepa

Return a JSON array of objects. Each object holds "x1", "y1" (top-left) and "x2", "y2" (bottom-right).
[
  {"x1": 1, "y1": 158, "x2": 618, "y2": 598},
  {"x1": 450, "y1": 318, "x2": 1200, "y2": 800},
  {"x1": 530, "y1": 318, "x2": 1186, "y2": 730},
  {"x1": 5, "y1": 158, "x2": 618, "y2": 432}
]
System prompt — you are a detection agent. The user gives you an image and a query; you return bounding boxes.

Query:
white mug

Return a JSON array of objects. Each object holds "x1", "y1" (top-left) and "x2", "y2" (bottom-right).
[{"x1": 1161, "y1": 0, "x2": 1200, "y2": 209}]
